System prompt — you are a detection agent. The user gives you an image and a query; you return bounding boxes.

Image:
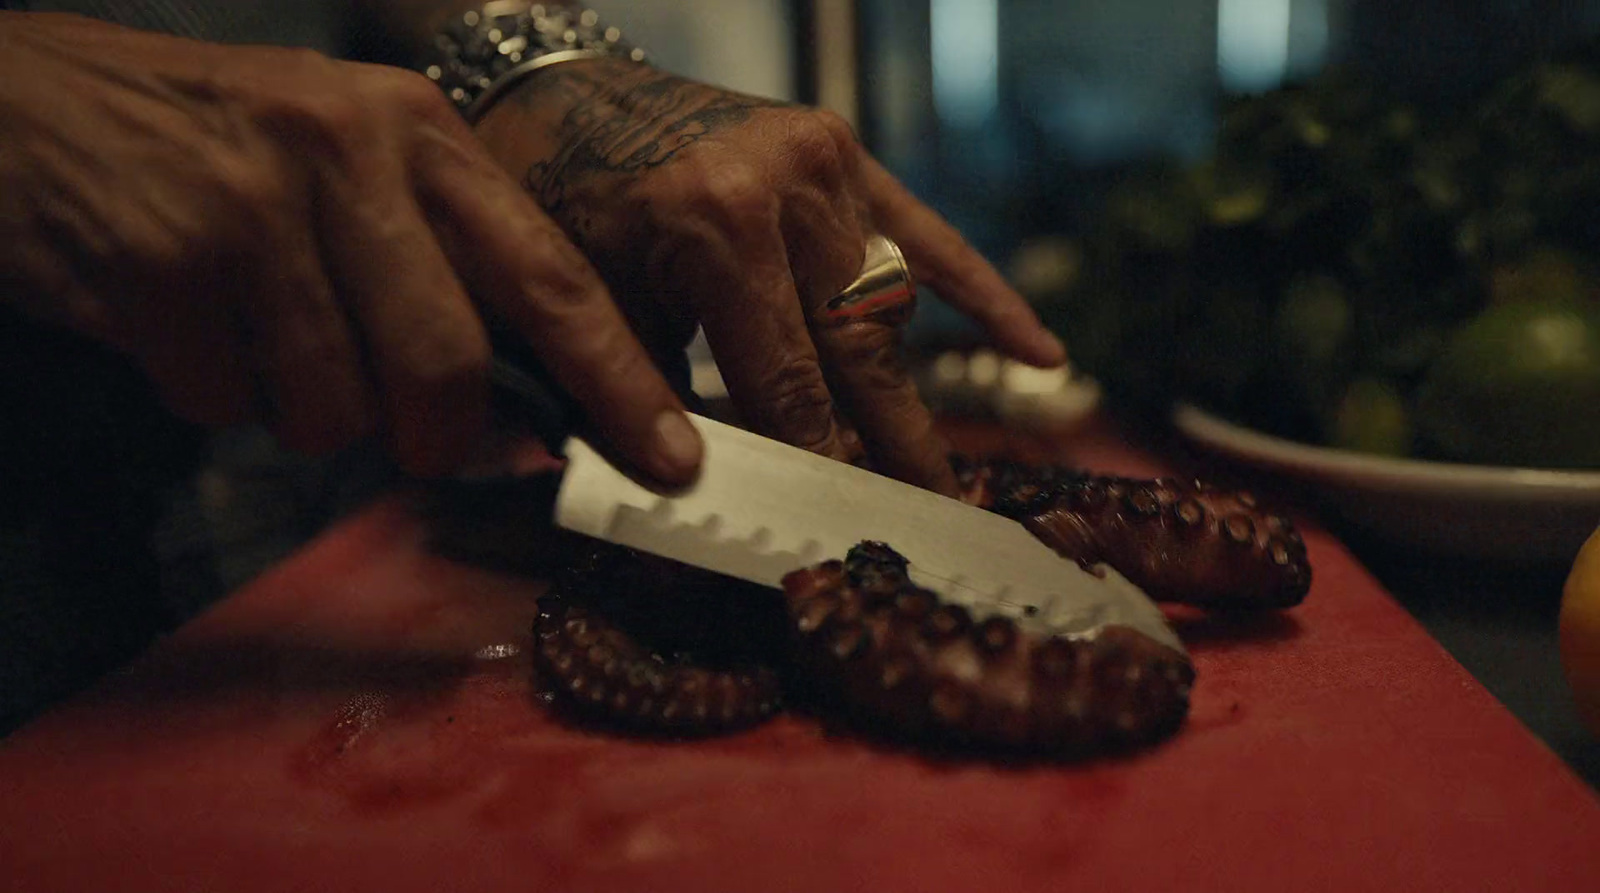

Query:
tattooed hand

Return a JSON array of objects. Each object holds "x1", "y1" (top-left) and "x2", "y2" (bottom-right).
[
  {"x1": 473, "y1": 57, "x2": 1066, "y2": 497},
  {"x1": 0, "y1": 13, "x2": 703, "y2": 483}
]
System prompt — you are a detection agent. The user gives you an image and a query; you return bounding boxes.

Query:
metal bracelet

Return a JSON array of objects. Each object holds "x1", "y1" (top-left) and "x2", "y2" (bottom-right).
[{"x1": 422, "y1": 1, "x2": 645, "y2": 123}]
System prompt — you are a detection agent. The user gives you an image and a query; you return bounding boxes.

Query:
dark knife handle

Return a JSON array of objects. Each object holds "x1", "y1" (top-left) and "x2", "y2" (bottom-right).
[
  {"x1": 486, "y1": 326, "x2": 581, "y2": 455},
  {"x1": 485, "y1": 325, "x2": 707, "y2": 460}
]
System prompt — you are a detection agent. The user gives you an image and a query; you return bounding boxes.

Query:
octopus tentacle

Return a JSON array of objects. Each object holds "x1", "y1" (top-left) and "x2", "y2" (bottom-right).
[
  {"x1": 956, "y1": 457, "x2": 1312, "y2": 610},
  {"x1": 780, "y1": 542, "x2": 1194, "y2": 756},
  {"x1": 530, "y1": 546, "x2": 785, "y2": 734},
  {"x1": 432, "y1": 451, "x2": 1311, "y2": 749}
]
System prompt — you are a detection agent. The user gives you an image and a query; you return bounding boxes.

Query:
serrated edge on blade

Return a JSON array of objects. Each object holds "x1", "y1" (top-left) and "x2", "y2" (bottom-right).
[{"x1": 554, "y1": 415, "x2": 1184, "y2": 653}]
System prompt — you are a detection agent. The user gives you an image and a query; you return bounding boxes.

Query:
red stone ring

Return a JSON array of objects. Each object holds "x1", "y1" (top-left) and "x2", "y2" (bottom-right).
[{"x1": 822, "y1": 234, "x2": 917, "y2": 328}]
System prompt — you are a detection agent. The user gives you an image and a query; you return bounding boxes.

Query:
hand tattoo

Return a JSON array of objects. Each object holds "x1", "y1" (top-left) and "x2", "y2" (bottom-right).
[{"x1": 515, "y1": 60, "x2": 785, "y2": 227}]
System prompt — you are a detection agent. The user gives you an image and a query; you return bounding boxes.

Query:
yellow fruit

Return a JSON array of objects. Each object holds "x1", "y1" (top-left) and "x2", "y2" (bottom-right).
[
  {"x1": 1560, "y1": 525, "x2": 1600, "y2": 737},
  {"x1": 1414, "y1": 299, "x2": 1600, "y2": 468}
]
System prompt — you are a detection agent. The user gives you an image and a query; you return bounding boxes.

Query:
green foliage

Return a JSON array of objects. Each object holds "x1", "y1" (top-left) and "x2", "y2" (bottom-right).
[{"x1": 1052, "y1": 45, "x2": 1600, "y2": 466}]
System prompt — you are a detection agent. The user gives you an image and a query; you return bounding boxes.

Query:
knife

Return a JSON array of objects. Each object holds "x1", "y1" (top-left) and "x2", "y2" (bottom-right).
[{"x1": 488, "y1": 351, "x2": 1181, "y2": 651}]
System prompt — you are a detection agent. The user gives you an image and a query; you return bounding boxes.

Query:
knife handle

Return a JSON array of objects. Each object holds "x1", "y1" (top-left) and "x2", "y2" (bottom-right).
[
  {"x1": 485, "y1": 325, "x2": 707, "y2": 460},
  {"x1": 486, "y1": 327, "x2": 580, "y2": 455}
]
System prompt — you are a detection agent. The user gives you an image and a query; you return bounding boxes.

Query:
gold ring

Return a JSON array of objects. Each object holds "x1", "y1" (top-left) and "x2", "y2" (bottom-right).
[{"x1": 823, "y1": 234, "x2": 916, "y2": 327}]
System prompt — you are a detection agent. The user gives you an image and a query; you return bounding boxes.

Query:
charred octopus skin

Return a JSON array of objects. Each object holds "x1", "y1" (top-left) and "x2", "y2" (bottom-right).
[
  {"x1": 781, "y1": 542, "x2": 1195, "y2": 756},
  {"x1": 955, "y1": 457, "x2": 1312, "y2": 610},
  {"x1": 532, "y1": 540, "x2": 1195, "y2": 756},
  {"x1": 449, "y1": 453, "x2": 1311, "y2": 752},
  {"x1": 531, "y1": 545, "x2": 786, "y2": 734}
]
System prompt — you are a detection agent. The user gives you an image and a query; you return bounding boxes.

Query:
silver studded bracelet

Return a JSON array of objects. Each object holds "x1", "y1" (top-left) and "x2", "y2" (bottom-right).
[{"x1": 423, "y1": 1, "x2": 646, "y2": 123}]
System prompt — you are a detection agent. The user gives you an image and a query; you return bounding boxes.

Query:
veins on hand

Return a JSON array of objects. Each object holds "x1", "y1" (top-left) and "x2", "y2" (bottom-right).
[{"x1": 518, "y1": 64, "x2": 785, "y2": 227}]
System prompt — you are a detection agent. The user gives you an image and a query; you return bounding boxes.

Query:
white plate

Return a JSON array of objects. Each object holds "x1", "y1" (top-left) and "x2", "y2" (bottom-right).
[
  {"x1": 1172, "y1": 403, "x2": 1600, "y2": 565},
  {"x1": 693, "y1": 348, "x2": 1104, "y2": 431}
]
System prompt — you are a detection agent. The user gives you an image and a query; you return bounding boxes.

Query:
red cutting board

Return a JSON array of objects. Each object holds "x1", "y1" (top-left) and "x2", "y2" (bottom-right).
[{"x1": 3, "y1": 425, "x2": 1600, "y2": 893}]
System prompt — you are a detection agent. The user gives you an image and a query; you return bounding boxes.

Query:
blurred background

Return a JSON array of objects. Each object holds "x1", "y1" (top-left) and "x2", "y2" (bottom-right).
[{"x1": 603, "y1": 0, "x2": 1600, "y2": 474}]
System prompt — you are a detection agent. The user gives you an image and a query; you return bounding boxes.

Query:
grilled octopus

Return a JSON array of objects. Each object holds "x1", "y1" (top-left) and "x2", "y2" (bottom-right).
[
  {"x1": 440, "y1": 455, "x2": 1312, "y2": 759},
  {"x1": 953, "y1": 457, "x2": 1310, "y2": 611}
]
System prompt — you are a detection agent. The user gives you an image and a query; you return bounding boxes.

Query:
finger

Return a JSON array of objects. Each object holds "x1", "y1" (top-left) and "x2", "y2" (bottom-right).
[
  {"x1": 411, "y1": 125, "x2": 703, "y2": 487},
  {"x1": 776, "y1": 176, "x2": 948, "y2": 488},
  {"x1": 811, "y1": 315, "x2": 959, "y2": 496},
  {"x1": 244, "y1": 221, "x2": 377, "y2": 455},
  {"x1": 858, "y1": 155, "x2": 1067, "y2": 368},
  {"x1": 695, "y1": 217, "x2": 853, "y2": 462},
  {"x1": 32, "y1": 203, "x2": 256, "y2": 426},
  {"x1": 776, "y1": 116, "x2": 869, "y2": 306},
  {"x1": 833, "y1": 410, "x2": 867, "y2": 466},
  {"x1": 131, "y1": 285, "x2": 256, "y2": 428},
  {"x1": 314, "y1": 154, "x2": 490, "y2": 477},
  {"x1": 768, "y1": 182, "x2": 921, "y2": 483}
]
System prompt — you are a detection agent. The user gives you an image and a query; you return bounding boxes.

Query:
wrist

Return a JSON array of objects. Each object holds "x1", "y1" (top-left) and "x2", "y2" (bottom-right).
[
  {"x1": 471, "y1": 52, "x2": 650, "y2": 135},
  {"x1": 467, "y1": 54, "x2": 620, "y2": 196}
]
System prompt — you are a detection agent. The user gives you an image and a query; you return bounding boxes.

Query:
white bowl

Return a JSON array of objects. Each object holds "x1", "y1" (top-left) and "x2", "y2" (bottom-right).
[{"x1": 1172, "y1": 403, "x2": 1600, "y2": 565}]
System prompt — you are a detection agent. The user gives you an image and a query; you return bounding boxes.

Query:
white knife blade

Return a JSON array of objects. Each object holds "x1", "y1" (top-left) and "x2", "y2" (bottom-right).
[{"x1": 554, "y1": 413, "x2": 1182, "y2": 652}]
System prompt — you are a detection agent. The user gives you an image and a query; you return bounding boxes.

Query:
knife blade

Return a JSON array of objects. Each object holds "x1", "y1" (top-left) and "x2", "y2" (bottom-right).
[
  {"x1": 554, "y1": 413, "x2": 1183, "y2": 652},
  {"x1": 485, "y1": 346, "x2": 1179, "y2": 651}
]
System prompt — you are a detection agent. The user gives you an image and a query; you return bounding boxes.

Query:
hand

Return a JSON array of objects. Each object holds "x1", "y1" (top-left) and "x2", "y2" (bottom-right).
[
  {"x1": 0, "y1": 13, "x2": 703, "y2": 482},
  {"x1": 473, "y1": 57, "x2": 1066, "y2": 497}
]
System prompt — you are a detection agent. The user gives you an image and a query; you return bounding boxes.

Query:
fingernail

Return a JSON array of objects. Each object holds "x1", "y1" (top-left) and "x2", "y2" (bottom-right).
[
  {"x1": 1034, "y1": 331, "x2": 1069, "y2": 366},
  {"x1": 652, "y1": 409, "x2": 704, "y2": 481}
]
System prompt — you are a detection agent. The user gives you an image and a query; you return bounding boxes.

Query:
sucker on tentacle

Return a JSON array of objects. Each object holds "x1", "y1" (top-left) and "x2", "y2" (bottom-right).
[
  {"x1": 426, "y1": 450, "x2": 1310, "y2": 751},
  {"x1": 531, "y1": 545, "x2": 786, "y2": 734},
  {"x1": 955, "y1": 456, "x2": 1312, "y2": 610},
  {"x1": 781, "y1": 542, "x2": 1194, "y2": 756}
]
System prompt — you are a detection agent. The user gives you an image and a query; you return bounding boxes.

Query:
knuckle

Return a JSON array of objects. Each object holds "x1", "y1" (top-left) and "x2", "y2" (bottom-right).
[
  {"x1": 268, "y1": 315, "x2": 345, "y2": 378},
  {"x1": 523, "y1": 237, "x2": 603, "y2": 311},
  {"x1": 274, "y1": 93, "x2": 367, "y2": 152},
  {"x1": 304, "y1": 93, "x2": 367, "y2": 141},
  {"x1": 696, "y1": 163, "x2": 777, "y2": 229},
  {"x1": 208, "y1": 158, "x2": 282, "y2": 224},
  {"x1": 786, "y1": 115, "x2": 845, "y2": 179},
  {"x1": 830, "y1": 320, "x2": 899, "y2": 360},
  {"x1": 575, "y1": 328, "x2": 660, "y2": 400},
  {"x1": 405, "y1": 326, "x2": 492, "y2": 396},
  {"x1": 379, "y1": 66, "x2": 457, "y2": 123},
  {"x1": 146, "y1": 177, "x2": 273, "y2": 272},
  {"x1": 276, "y1": 45, "x2": 340, "y2": 75},
  {"x1": 249, "y1": 59, "x2": 375, "y2": 156},
  {"x1": 811, "y1": 108, "x2": 861, "y2": 152},
  {"x1": 759, "y1": 358, "x2": 836, "y2": 449},
  {"x1": 795, "y1": 219, "x2": 866, "y2": 301},
  {"x1": 827, "y1": 325, "x2": 908, "y2": 386}
]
